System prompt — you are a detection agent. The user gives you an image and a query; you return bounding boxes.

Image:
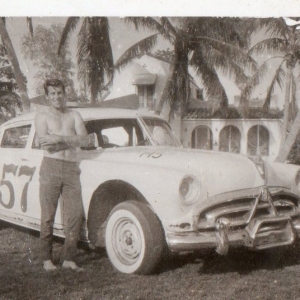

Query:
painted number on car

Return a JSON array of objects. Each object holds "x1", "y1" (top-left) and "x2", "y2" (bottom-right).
[
  {"x1": 0, "y1": 164, "x2": 36, "y2": 212},
  {"x1": 140, "y1": 152, "x2": 162, "y2": 159}
]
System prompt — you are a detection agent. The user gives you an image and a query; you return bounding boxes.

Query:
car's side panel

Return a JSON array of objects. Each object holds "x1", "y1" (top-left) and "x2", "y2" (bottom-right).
[{"x1": 0, "y1": 122, "x2": 65, "y2": 235}]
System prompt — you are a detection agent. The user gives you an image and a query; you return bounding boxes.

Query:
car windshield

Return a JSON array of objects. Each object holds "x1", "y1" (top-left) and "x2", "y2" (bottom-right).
[
  {"x1": 141, "y1": 118, "x2": 181, "y2": 147},
  {"x1": 82, "y1": 117, "x2": 181, "y2": 149}
]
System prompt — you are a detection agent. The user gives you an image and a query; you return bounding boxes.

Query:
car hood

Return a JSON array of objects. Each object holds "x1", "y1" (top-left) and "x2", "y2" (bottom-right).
[{"x1": 79, "y1": 146, "x2": 274, "y2": 198}]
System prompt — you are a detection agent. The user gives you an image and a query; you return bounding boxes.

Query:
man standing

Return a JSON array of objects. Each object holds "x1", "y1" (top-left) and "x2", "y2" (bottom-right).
[{"x1": 35, "y1": 79, "x2": 94, "y2": 271}]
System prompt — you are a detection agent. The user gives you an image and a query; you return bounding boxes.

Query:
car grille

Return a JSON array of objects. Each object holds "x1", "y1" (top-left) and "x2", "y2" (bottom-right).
[{"x1": 197, "y1": 193, "x2": 299, "y2": 230}]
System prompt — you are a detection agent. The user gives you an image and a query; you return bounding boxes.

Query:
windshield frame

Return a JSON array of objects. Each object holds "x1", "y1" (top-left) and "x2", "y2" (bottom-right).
[{"x1": 137, "y1": 116, "x2": 182, "y2": 147}]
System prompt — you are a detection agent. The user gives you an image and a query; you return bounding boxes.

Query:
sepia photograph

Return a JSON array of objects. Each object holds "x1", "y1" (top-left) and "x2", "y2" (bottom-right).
[{"x1": 1, "y1": 0, "x2": 300, "y2": 299}]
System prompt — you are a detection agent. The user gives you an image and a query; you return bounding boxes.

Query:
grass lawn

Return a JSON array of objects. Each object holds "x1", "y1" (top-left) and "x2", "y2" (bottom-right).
[{"x1": 1, "y1": 221, "x2": 300, "y2": 300}]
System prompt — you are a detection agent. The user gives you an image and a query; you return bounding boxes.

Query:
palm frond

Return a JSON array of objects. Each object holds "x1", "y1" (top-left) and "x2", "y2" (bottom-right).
[
  {"x1": 193, "y1": 50, "x2": 228, "y2": 107},
  {"x1": 248, "y1": 38, "x2": 287, "y2": 56},
  {"x1": 185, "y1": 17, "x2": 248, "y2": 49},
  {"x1": 192, "y1": 36, "x2": 257, "y2": 73},
  {"x1": 240, "y1": 61, "x2": 271, "y2": 102},
  {"x1": 58, "y1": 17, "x2": 81, "y2": 55},
  {"x1": 114, "y1": 34, "x2": 158, "y2": 71},
  {"x1": 220, "y1": 60, "x2": 249, "y2": 86},
  {"x1": 77, "y1": 17, "x2": 114, "y2": 101},
  {"x1": 124, "y1": 17, "x2": 174, "y2": 43},
  {"x1": 265, "y1": 18, "x2": 291, "y2": 39},
  {"x1": 159, "y1": 17, "x2": 178, "y2": 39}
]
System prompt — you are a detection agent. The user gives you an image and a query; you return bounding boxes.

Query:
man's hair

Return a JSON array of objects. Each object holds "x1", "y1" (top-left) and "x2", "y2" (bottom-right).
[{"x1": 44, "y1": 79, "x2": 65, "y2": 95}]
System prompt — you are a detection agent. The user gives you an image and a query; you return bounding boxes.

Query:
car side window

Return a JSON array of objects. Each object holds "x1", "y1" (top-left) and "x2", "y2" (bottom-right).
[
  {"x1": 101, "y1": 126, "x2": 129, "y2": 147},
  {"x1": 84, "y1": 119, "x2": 145, "y2": 149},
  {"x1": 1, "y1": 125, "x2": 31, "y2": 148}
]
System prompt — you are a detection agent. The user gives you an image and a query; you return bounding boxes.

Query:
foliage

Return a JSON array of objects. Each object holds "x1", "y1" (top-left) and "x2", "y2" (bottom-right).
[
  {"x1": 0, "y1": 18, "x2": 31, "y2": 112},
  {"x1": 242, "y1": 18, "x2": 300, "y2": 107},
  {"x1": 0, "y1": 43, "x2": 22, "y2": 121},
  {"x1": 154, "y1": 48, "x2": 174, "y2": 62},
  {"x1": 241, "y1": 18, "x2": 300, "y2": 161},
  {"x1": 21, "y1": 23, "x2": 78, "y2": 102}
]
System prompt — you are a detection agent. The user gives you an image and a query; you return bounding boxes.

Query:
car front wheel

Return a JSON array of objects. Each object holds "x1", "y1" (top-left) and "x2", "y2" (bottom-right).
[{"x1": 105, "y1": 200, "x2": 165, "y2": 274}]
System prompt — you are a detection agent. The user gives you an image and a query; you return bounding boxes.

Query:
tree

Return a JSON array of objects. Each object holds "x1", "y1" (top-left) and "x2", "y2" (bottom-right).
[
  {"x1": 240, "y1": 18, "x2": 300, "y2": 161},
  {"x1": 22, "y1": 23, "x2": 77, "y2": 102},
  {"x1": 0, "y1": 40, "x2": 22, "y2": 121},
  {"x1": 58, "y1": 17, "x2": 114, "y2": 104},
  {"x1": 115, "y1": 17, "x2": 256, "y2": 117},
  {"x1": 0, "y1": 18, "x2": 31, "y2": 112}
]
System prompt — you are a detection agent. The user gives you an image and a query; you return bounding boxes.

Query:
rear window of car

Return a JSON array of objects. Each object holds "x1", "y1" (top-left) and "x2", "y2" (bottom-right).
[{"x1": 1, "y1": 125, "x2": 31, "y2": 148}]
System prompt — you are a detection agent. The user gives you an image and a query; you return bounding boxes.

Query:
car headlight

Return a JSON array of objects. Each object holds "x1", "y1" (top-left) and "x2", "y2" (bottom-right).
[{"x1": 179, "y1": 175, "x2": 200, "y2": 205}]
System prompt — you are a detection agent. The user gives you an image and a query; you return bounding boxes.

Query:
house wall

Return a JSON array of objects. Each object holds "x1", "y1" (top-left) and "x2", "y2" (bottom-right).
[
  {"x1": 106, "y1": 56, "x2": 169, "y2": 104},
  {"x1": 181, "y1": 118, "x2": 282, "y2": 159}
]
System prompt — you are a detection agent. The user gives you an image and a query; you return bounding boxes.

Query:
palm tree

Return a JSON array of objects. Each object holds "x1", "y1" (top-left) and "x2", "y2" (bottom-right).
[
  {"x1": 58, "y1": 17, "x2": 114, "y2": 104},
  {"x1": 0, "y1": 18, "x2": 32, "y2": 112},
  {"x1": 240, "y1": 18, "x2": 300, "y2": 161},
  {"x1": 115, "y1": 17, "x2": 257, "y2": 118}
]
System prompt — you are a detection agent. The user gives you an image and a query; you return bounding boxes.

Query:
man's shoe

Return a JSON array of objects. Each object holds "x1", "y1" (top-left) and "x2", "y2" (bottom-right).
[
  {"x1": 62, "y1": 260, "x2": 84, "y2": 272},
  {"x1": 43, "y1": 260, "x2": 57, "y2": 271}
]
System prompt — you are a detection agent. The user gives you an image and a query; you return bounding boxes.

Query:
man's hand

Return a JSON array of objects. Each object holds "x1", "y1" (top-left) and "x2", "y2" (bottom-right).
[
  {"x1": 43, "y1": 143, "x2": 70, "y2": 153},
  {"x1": 39, "y1": 134, "x2": 62, "y2": 146}
]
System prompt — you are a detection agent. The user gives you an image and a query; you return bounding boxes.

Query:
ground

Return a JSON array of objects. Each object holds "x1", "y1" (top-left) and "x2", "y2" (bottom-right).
[{"x1": 1, "y1": 221, "x2": 300, "y2": 300}]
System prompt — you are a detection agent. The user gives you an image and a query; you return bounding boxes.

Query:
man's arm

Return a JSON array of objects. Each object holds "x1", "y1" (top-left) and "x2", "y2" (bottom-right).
[
  {"x1": 38, "y1": 111, "x2": 97, "y2": 148},
  {"x1": 34, "y1": 113, "x2": 71, "y2": 153}
]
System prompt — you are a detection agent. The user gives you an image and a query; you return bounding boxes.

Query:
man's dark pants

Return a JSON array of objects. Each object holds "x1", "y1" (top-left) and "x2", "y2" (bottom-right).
[{"x1": 39, "y1": 157, "x2": 84, "y2": 262}]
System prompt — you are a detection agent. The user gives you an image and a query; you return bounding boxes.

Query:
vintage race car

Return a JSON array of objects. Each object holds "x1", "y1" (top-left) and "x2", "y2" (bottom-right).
[{"x1": 1, "y1": 107, "x2": 300, "y2": 274}]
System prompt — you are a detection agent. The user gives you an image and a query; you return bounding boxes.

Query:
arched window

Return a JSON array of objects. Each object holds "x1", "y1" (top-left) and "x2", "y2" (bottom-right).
[
  {"x1": 247, "y1": 125, "x2": 269, "y2": 156},
  {"x1": 191, "y1": 126, "x2": 213, "y2": 150},
  {"x1": 219, "y1": 125, "x2": 241, "y2": 153}
]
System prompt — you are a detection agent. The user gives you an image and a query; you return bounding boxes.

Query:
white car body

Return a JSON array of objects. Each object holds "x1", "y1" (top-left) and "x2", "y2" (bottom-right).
[{"x1": 1, "y1": 107, "x2": 300, "y2": 274}]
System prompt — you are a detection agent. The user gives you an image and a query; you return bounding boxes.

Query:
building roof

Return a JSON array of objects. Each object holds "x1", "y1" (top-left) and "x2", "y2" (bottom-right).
[
  {"x1": 99, "y1": 94, "x2": 139, "y2": 109},
  {"x1": 2, "y1": 106, "x2": 163, "y2": 126},
  {"x1": 30, "y1": 94, "x2": 140, "y2": 110},
  {"x1": 132, "y1": 74, "x2": 156, "y2": 85}
]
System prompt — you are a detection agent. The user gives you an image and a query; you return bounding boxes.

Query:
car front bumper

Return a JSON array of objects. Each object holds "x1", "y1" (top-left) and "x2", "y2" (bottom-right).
[{"x1": 167, "y1": 217, "x2": 300, "y2": 254}]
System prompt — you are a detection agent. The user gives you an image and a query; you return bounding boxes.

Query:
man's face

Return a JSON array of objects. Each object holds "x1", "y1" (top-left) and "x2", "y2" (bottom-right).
[{"x1": 47, "y1": 86, "x2": 66, "y2": 110}]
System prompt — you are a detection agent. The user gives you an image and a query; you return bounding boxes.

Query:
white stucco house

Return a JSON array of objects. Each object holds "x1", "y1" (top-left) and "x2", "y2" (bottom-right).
[{"x1": 100, "y1": 53, "x2": 283, "y2": 160}]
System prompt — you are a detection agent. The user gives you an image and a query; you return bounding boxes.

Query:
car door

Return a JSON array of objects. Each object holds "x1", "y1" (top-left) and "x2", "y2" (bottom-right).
[
  {"x1": 0, "y1": 120, "x2": 64, "y2": 234},
  {"x1": 0, "y1": 121, "x2": 36, "y2": 226}
]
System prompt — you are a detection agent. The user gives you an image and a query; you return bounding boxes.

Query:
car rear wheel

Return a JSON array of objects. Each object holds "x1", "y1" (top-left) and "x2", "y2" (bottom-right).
[{"x1": 105, "y1": 200, "x2": 165, "y2": 274}]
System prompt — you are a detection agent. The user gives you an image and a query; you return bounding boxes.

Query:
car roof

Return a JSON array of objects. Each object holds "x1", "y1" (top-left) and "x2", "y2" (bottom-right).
[{"x1": 1, "y1": 107, "x2": 164, "y2": 127}]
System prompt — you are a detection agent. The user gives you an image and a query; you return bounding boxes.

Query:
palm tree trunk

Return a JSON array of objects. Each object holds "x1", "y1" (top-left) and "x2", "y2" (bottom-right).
[
  {"x1": 155, "y1": 41, "x2": 189, "y2": 117},
  {"x1": 0, "y1": 19, "x2": 30, "y2": 113},
  {"x1": 155, "y1": 60, "x2": 176, "y2": 115},
  {"x1": 275, "y1": 59, "x2": 298, "y2": 162},
  {"x1": 280, "y1": 64, "x2": 293, "y2": 148}
]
